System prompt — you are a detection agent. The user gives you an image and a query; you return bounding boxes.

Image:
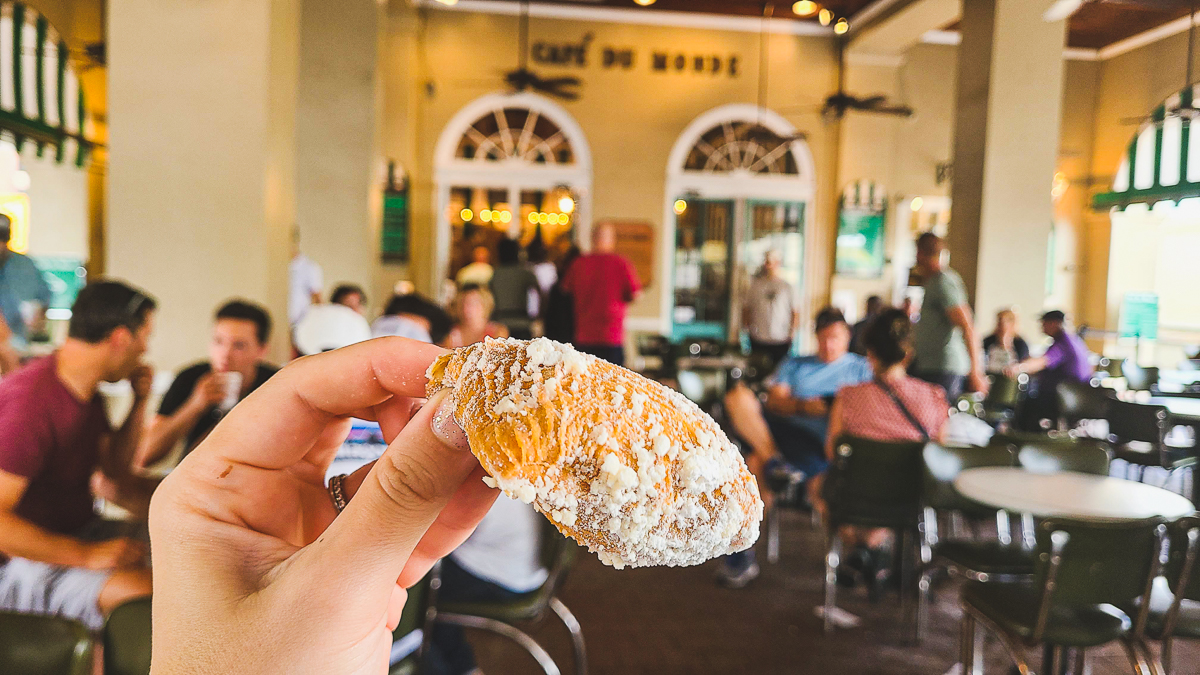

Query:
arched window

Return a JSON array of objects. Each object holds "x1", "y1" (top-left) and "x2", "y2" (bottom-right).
[
  {"x1": 433, "y1": 93, "x2": 591, "y2": 290},
  {"x1": 662, "y1": 105, "x2": 815, "y2": 343}
]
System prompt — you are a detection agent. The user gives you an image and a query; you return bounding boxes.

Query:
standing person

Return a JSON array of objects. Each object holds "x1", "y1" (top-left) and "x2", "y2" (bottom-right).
[
  {"x1": 136, "y1": 300, "x2": 279, "y2": 469},
  {"x1": 455, "y1": 246, "x2": 494, "y2": 289},
  {"x1": 289, "y1": 231, "x2": 324, "y2": 327},
  {"x1": 330, "y1": 284, "x2": 368, "y2": 316},
  {"x1": 742, "y1": 250, "x2": 799, "y2": 373},
  {"x1": 1005, "y1": 310, "x2": 1092, "y2": 428},
  {"x1": 488, "y1": 238, "x2": 539, "y2": 340},
  {"x1": 446, "y1": 286, "x2": 508, "y2": 347},
  {"x1": 542, "y1": 246, "x2": 580, "y2": 344},
  {"x1": 0, "y1": 280, "x2": 157, "y2": 629},
  {"x1": 851, "y1": 295, "x2": 885, "y2": 356},
  {"x1": 982, "y1": 308, "x2": 1030, "y2": 375},
  {"x1": 561, "y1": 224, "x2": 640, "y2": 364},
  {"x1": 0, "y1": 213, "x2": 51, "y2": 350},
  {"x1": 910, "y1": 232, "x2": 987, "y2": 400}
]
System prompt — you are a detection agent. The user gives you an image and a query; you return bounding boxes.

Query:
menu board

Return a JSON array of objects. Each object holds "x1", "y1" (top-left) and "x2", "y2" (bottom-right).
[{"x1": 603, "y1": 220, "x2": 655, "y2": 288}]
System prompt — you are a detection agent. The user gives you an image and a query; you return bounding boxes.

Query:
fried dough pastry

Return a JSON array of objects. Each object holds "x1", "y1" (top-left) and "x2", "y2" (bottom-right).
[{"x1": 426, "y1": 337, "x2": 763, "y2": 569}]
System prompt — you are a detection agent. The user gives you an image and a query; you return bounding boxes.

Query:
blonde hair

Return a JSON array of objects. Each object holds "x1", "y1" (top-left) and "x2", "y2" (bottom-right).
[
  {"x1": 451, "y1": 286, "x2": 495, "y2": 322},
  {"x1": 996, "y1": 308, "x2": 1016, "y2": 323}
]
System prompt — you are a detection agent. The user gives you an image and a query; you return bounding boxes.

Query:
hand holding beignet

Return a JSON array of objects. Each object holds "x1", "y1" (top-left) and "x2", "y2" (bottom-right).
[{"x1": 426, "y1": 337, "x2": 762, "y2": 569}]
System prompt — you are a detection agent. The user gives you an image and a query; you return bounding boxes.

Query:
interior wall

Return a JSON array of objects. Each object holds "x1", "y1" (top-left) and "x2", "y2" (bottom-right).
[{"x1": 381, "y1": 4, "x2": 840, "y2": 328}]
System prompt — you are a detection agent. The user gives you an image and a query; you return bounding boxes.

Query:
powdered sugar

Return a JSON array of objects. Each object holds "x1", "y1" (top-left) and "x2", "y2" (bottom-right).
[{"x1": 426, "y1": 336, "x2": 762, "y2": 569}]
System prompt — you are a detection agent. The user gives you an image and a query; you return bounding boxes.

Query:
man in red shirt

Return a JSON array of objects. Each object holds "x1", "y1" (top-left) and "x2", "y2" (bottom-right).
[
  {"x1": 561, "y1": 223, "x2": 641, "y2": 364},
  {"x1": 0, "y1": 280, "x2": 157, "y2": 629}
]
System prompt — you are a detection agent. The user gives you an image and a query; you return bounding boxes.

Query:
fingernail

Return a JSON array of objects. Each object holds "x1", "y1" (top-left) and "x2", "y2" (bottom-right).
[{"x1": 430, "y1": 392, "x2": 470, "y2": 452}]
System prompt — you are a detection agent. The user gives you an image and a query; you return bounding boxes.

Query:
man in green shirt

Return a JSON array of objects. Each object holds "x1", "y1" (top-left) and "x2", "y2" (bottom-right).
[{"x1": 910, "y1": 233, "x2": 987, "y2": 400}]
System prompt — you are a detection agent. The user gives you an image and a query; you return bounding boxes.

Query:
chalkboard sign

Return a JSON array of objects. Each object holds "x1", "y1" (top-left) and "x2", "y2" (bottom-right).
[{"x1": 381, "y1": 190, "x2": 409, "y2": 262}]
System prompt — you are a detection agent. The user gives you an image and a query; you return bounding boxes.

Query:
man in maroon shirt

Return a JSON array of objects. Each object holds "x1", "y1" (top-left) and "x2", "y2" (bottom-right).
[
  {"x1": 0, "y1": 280, "x2": 157, "y2": 629},
  {"x1": 561, "y1": 223, "x2": 641, "y2": 365}
]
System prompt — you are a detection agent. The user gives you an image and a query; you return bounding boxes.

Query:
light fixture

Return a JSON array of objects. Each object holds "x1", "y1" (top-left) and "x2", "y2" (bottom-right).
[
  {"x1": 833, "y1": 17, "x2": 849, "y2": 34},
  {"x1": 528, "y1": 212, "x2": 539, "y2": 224},
  {"x1": 433, "y1": 0, "x2": 458, "y2": 5},
  {"x1": 499, "y1": 210, "x2": 512, "y2": 224},
  {"x1": 558, "y1": 194, "x2": 576, "y2": 214},
  {"x1": 561, "y1": 214, "x2": 570, "y2": 226},
  {"x1": 633, "y1": 0, "x2": 657, "y2": 5},
  {"x1": 537, "y1": 212, "x2": 550, "y2": 225},
  {"x1": 480, "y1": 210, "x2": 493, "y2": 223},
  {"x1": 792, "y1": 0, "x2": 817, "y2": 16},
  {"x1": 910, "y1": 196, "x2": 924, "y2": 211},
  {"x1": 818, "y1": 8, "x2": 833, "y2": 25},
  {"x1": 548, "y1": 213, "x2": 561, "y2": 225},
  {"x1": 1051, "y1": 171, "x2": 1069, "y2": 200},
  {"x1": 673, "y1": 199, "x2": 688, "y2": 215},
  {"x1": 459, "y1": 208, "x2": 473, "y2": 221}
]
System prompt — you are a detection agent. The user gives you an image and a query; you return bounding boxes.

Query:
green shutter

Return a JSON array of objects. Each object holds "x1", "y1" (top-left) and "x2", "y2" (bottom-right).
[
  {"x1": 34, "y1": 14, "x2": 45, "y2": 157},
  {"x1": 55, "y1": 40, "x2": 65, "y2": 162},
  {"x1": 12, "y1": 2, "x2": 24, "y2": 152}
]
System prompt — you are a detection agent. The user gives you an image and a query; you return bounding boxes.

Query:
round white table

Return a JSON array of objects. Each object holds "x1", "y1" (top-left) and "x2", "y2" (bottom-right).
[{"x1": 954, "y1": 467, "x2": 1196, "y2": 521}]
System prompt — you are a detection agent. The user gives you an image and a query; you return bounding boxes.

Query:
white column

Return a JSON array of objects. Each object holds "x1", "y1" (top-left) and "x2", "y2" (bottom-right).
[
  {"x1": 948, "y1": 0, "x2": 1067, "y2": 336},
  {"x1": 107, "y1": 0, "x2": 300, "y2": 369}
]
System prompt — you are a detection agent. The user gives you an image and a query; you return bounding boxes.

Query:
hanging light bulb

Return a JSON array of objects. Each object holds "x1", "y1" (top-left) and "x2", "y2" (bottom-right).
[
  {"x1": 499, "y1": 210, "x2": 512, "y2": 224},
  {"x1": 558, "y1": 193, "x2": 576, "y2": 214},
  {"x1": 528, "y1": 212, "x2": 539, "y2": 224},
  {"x1": 673, "y1": 199, "x2": 688, "y2": 215},
  {"x1": 459, "y1": 208, "x2": 473, "y2": 222},
  {"x1": 818, "y1": 8, "x2": 833, "y2": 25},
  {"x1": 480, "y1": 210, "x2": 493, "y2": 223},
  {"x1": 633, "y1": 0, "x2": 657, "y2": 5},
  {"x1": 792, "y1": 0, "x2": 818, "y2": 16},
  {"x1": 833, "y1": 17, "x2": 849, "y2": 34}
]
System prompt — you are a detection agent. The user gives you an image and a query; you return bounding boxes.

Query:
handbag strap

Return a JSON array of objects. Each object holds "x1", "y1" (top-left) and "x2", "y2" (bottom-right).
[{"x1": 874, "y1": 377, "x2": 931, "y2": 443}]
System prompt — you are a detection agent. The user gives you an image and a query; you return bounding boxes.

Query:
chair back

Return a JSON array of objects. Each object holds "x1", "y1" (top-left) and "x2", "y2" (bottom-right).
[
  {"x1": 1015, "y1": 438, "x2": 1112, "y2": 476},
  {"x1": 676, "y1": 369, "x2": 726, "y2": 410},
  {"x1": 826, "y1": 435, "x2": 927, "y2": 529},
  {"x1": 103, "y1": 598, "x2": 151, "y2": 675},
  {"x1": 982, "y1": 374, "x2": 1028, "y2": 413},
  {"x1": 1032, "y1": 518, "x2": 1164, "y2": 616},
  {"x1": 1107, "y1": 400, "x2": 1168, "y2": 448},
  {"x1": 393, "y1": 570, "x2": 431, "y2": 644},
  {"x1": 922, "y1": 442, "x2": 1016, "y2": 514},
  {"x1": 1164, "y1": 516, "x2": 1200, "y2": 602},
  {"x1": 0, "y1": 611, "x2": 93, "y2": 675},
  {"x1": 539, "y1": 519, "x2": 578, "y2": 597},
  {"x1": 1056, "y1": 380, "x2": 1115, "y2": 428},
  {"x1": 1122, "y1": 359, "x2": 1160, "y2": 392}
]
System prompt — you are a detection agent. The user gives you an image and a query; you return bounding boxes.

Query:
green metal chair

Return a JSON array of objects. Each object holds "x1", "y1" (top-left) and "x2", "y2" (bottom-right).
[
  {"x1": 1109, "y1": 400, "x2": 1195, "y2": 480},
  {"x1": 959, "y1": 517, "x2": 1166, "y2": 675},
  {"x1": 1146, "y1": 516, "x2": 1200, "y2": 674},
  {"x1": 822, "y1": 435, "x2": 927, "y2": 635},
  {"x1": 1055, "y1": 380, "x2": 1116, "y2": 434},
  {"x1": 979, "y1": 374, "x2": 1029, "y2": 428},
  {"x1": 1123, "y1": 359, "x2": 1161, "y2": 394},
  {"x1": 103, "y1": 597, "x2": 151, "y2": 675},
  {"x1": 427, "y1": 522, "x2": 585, "y2": 675},
  {"x1": 389, "y1": 570, "x2": 432, "y2": 675},
  {"x1": 918, "y1": 442, "x2": 1031, "y2": 643},
  {"x1": 1015, "y1": 438, "x2": 1113, "y2": 476},
  {"x1": 0, "y1": 611, "x2": 93, "y2": 675}
]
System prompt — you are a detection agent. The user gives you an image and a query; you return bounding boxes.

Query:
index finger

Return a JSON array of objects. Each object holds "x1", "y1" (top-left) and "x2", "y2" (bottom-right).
[{"x1": 197, "y1": 337, "x2": 446, "y2": 470}]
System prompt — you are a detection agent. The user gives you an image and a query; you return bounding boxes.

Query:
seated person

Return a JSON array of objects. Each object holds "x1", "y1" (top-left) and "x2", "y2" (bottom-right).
[
  {"x1": 1006, "y1": 310, "x2": 1092, "y2": 430},
  {"x1": 446, "y1": 286, "x2": 508, "y2": 347},
  {"x1": 717, "y1": 307, "x2": 872, "y2": 588},
  {"x1": 137, "y1": 300, "x2": 278, "y2": 468},
  {"x1": 330, "y1": 283, "x2": 368, "y2": 316},
  {"x1": 371, "y1": 292, "x2": 452, "y2": 345},
  {"x1": 982, "y1": 308, "x2": 1029, "y2": 375},
  {"x1": 0, "y1": 281, "x2": 158, "y2": 629},
  {"x1": 428, "y1": 495, "x2": 548, "y2": 675},
  {"x1": 814, "y1": 308, "x2": 949, "y2": 600}
]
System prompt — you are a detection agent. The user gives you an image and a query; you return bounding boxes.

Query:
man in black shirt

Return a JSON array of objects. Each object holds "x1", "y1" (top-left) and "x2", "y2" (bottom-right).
[{"x1": 135, "y1": 300, "x2": 278, "y2": 468}]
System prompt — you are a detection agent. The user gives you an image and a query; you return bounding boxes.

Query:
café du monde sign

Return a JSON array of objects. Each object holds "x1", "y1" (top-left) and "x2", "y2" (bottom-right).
[{"x1": 531, "y1": 32, "x2": 741, "y2": 77}]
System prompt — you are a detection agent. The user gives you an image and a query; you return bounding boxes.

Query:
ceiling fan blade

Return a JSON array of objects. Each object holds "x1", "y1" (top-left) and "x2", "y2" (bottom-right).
[{"x1": 1044, "y1": 0, "x2": 1084, "y2": 21}]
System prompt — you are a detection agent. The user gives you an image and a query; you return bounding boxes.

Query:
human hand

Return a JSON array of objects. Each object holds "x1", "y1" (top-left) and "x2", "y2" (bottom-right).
[
  {"x1": 795, "y1": 397, "x2": 830, "y2": 417},
  {"x1": 83, "y1": 537, "x2": 147, "y2": 570},
  {"x1": 187, "y1": 371, "x2": 227, "y2": 410},
  {"x1": 129, "y1": 364, "x2": 154, "y2": 401},
  {"x1": 1002, "y1": 364, "x2": 1020, "y2": 379},
  {"x1": 148, "y1": 338, "x2": 498, "y2": 675}
]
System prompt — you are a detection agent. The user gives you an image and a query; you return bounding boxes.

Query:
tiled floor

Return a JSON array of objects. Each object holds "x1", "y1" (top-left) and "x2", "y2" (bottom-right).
[{"x1": 467, "y1": 508, "x2": 1200, "y2": 675}]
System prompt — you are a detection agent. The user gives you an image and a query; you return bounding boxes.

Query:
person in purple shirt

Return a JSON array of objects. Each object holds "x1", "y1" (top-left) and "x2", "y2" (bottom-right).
[{"x1": 1006, "y1": 310, "x2": 1092, "y2": 429}]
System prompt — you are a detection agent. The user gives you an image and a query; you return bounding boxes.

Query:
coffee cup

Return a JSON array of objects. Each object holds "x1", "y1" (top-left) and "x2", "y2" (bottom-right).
[{"x1": 217, "y1": 371, "x2": 243, "y2": 413}]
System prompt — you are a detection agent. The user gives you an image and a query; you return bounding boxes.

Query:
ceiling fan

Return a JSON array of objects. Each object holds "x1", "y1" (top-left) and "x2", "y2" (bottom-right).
[
  {"x1": 822, "y1": 91, "x2": 914, "y2": 119},
  {"x1": 503, "y1": 0, "x2": 581, "y2": 101},
  {"x1": 1117, "y1": 0, "x2": 1200, "y2": 125}
]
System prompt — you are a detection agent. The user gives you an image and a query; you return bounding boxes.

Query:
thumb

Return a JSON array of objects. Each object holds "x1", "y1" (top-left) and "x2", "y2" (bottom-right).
[{"x1": 302, "y1": 389, "x2": 479, "y2": 593}]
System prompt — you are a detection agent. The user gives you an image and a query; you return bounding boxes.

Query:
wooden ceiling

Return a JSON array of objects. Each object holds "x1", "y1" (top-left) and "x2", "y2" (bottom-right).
[{"x1": 494, "y1": 0, "x2": 1196, "y2": 50}]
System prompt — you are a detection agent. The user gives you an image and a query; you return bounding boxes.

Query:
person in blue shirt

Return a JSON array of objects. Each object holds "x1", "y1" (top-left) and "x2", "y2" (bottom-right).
[
  {"x1": 717, "y1": 306, "x2": 872, "y2": 587},
  {"x1": 0, "y1": 214, "x2": 51, "y2": 351}
]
